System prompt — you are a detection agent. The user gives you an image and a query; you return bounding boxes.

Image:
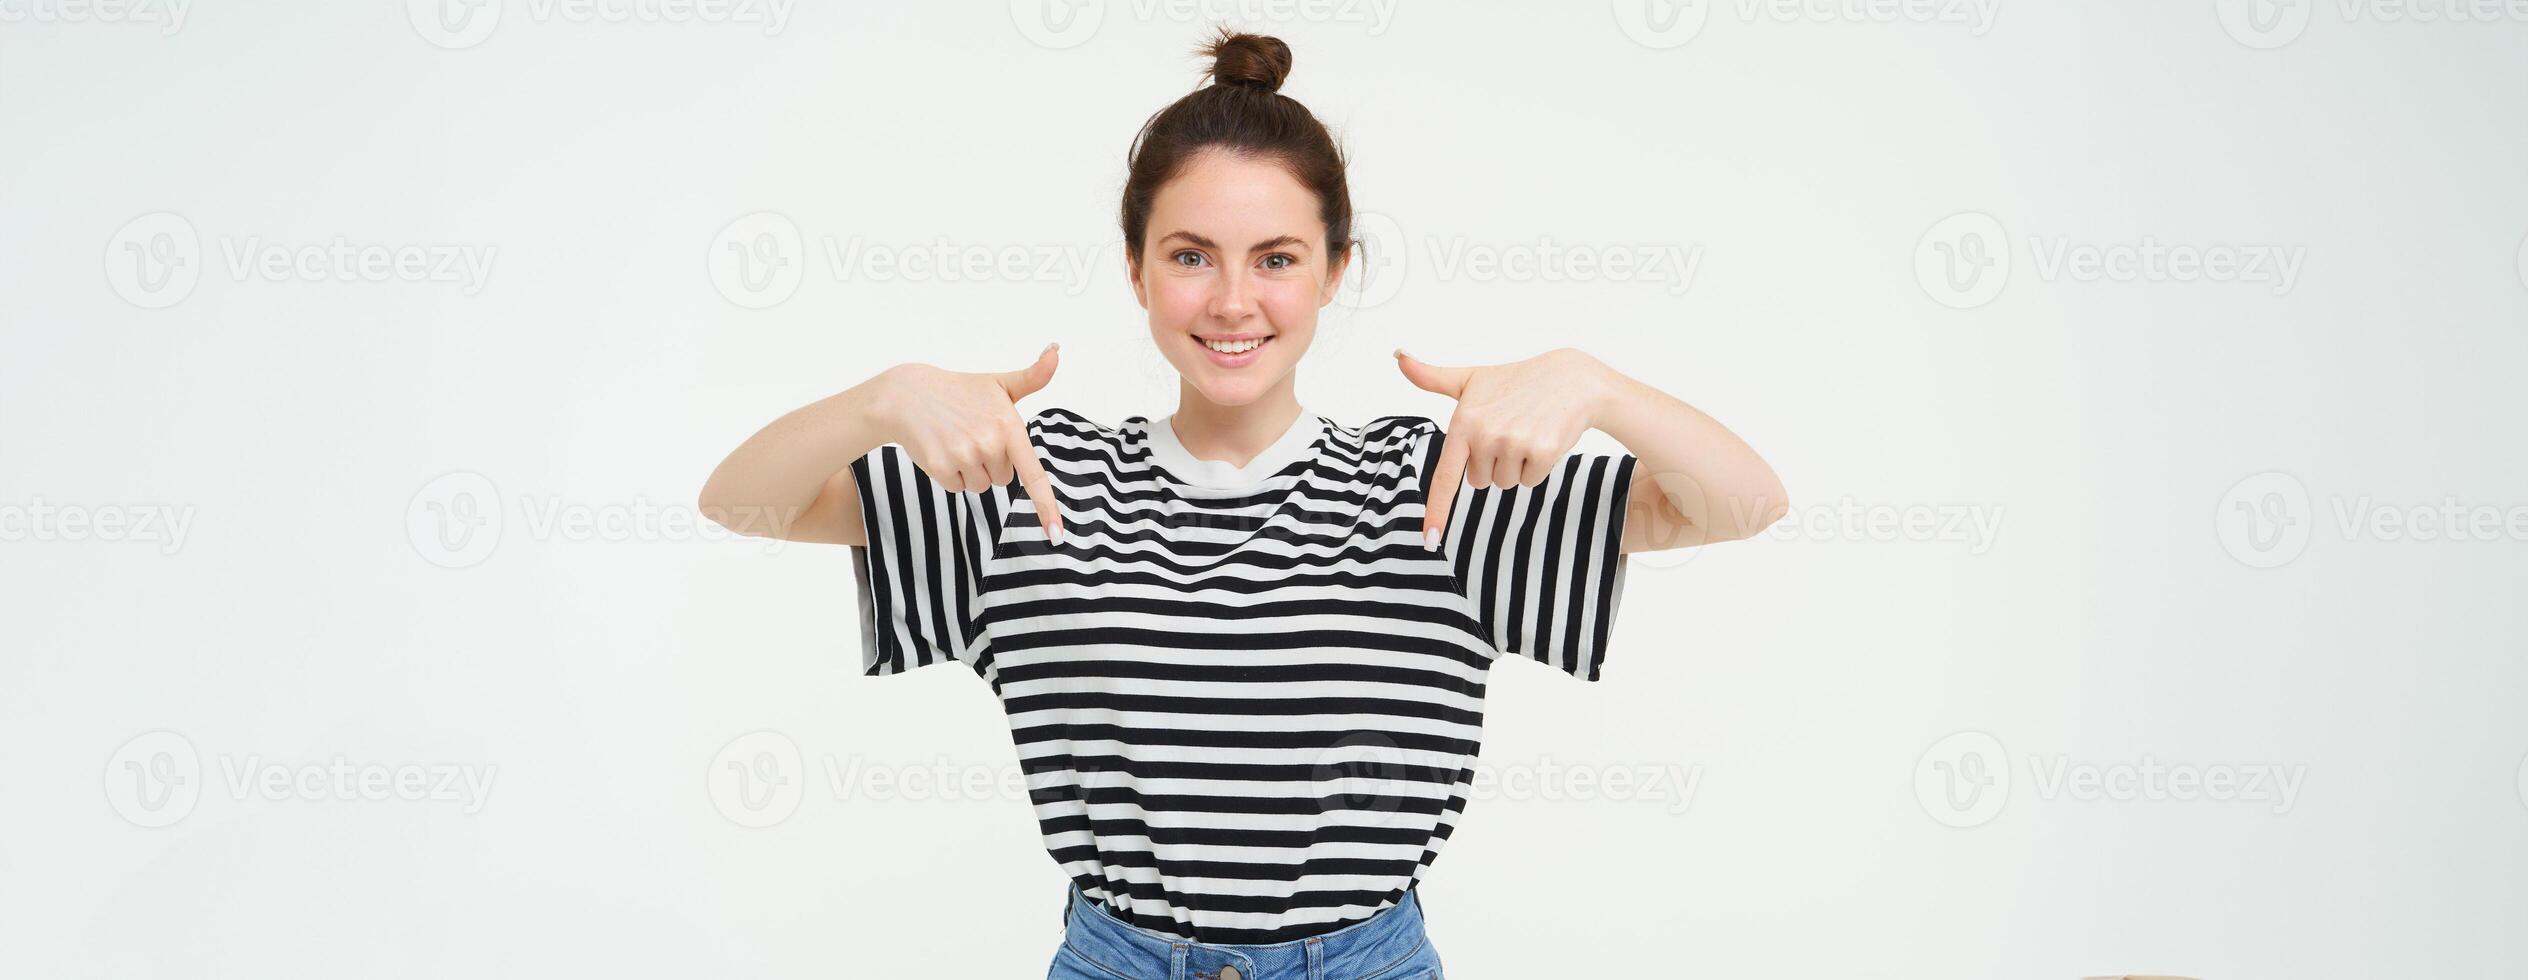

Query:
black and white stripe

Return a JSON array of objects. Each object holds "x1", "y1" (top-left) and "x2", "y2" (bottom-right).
[{"x1": 846, "y1": 407, "x2": 1637, "y2": 943}]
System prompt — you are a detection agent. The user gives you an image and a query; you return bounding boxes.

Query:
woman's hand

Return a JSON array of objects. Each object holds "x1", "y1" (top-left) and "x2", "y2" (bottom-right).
[
  {"x1": 873, "y1": 344, "x2": 1068, "y2": 543},
  {"x1": 697, "y1": 344, "x2": 1067, "y2": 546},
  {"x1": 1396, "y1": 346, "x2": 1613, "y2": 548}
]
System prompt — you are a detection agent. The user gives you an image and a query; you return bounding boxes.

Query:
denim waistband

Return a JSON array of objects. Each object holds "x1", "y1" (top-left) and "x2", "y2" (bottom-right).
[{"x1": 1058, "y1": 883, "x2": 1432, "y2": 980}]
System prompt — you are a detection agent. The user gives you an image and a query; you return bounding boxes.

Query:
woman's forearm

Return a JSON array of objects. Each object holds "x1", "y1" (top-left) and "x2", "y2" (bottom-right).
[
  {"x1": 697, "y1": 373, "x2": 894, "y2": 541},
  {"x1": 1585, "y1": 354, "x2": 1788, "y2": 550}
]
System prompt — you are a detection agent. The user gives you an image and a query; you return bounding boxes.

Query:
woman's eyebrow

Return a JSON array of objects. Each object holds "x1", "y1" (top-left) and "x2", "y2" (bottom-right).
[{"x1": 1158, "y1": 230, "x2": 1312, "y2": 254}]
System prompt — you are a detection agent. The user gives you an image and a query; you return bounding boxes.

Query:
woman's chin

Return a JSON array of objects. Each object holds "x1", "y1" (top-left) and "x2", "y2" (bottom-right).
[{"x1": 1183, "y1": 376, "x2": 1277, "y2": 406}]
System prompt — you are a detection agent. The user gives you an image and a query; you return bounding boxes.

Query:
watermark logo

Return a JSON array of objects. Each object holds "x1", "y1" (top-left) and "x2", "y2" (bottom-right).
[
  {"x1": 105, "y1": 731, "x2": 201, "y2": 828},
  {"x1": 1009, "y1": 0, "x2": 1103, "y2": 48},
  {"x1": 1915, "y1": 730, "x2": 2010, "y2": 828},
  {"x1": 2216, "y1": 471, "x2": 2311, "y2": 568},
  {"x1": 1315, "y1": 732, "x2": 1412, "y2": 825},
  {"x1": 1612, "y1": 0, "x2": 1710, "y2": 48},
  {"x1": 409, "y1": 471, "x2": 504, "y2": 569},
  {"x1": 409, "y1": 0, "x2": 501, "y2": 48},
  {"x1": 2217, "y1": 0, "x2": 2310, "y2": 48},
  {"x1": 1341, "y1": 209, "x2": 1407, "y2": 311},
  {"x1": 1914, "y1": 211, "x2": 2010, "y2": 309},
  {"x1": 105, "y1": 212, "x2": 201, "y2": 309},
  {"x1": 0, "y1": 0, "x2": 191, "y2": 34},
  {"x1": 707, "y1": 211, "x2": 805, "y2": 309},
  {"x1": 708, "y1": 730, "x2": 806, "y2": 828}
]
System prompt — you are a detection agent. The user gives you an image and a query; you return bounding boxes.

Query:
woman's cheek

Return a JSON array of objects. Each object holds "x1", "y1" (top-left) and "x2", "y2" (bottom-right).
[
  {"x1": 1259, "y1": 284, "x2": 1318, "y2": 331},
  {"x1": 1154, "y1": 279, "x2": 1209, "y2": 323}
]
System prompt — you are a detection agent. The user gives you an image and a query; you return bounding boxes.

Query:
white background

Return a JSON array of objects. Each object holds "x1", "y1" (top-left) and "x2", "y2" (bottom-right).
[{"x1": 6, "y1": 1, "x2": 2527, "y2": 977}]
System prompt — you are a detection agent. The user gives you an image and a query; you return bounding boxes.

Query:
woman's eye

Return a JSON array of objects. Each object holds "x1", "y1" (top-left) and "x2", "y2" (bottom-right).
[
  {"x1": 1172, "y1": 250, "x2": 1207, "y2": 268},
  {"x1": 1261, "y1": 254, "x2": 1294, "y2": 271}
]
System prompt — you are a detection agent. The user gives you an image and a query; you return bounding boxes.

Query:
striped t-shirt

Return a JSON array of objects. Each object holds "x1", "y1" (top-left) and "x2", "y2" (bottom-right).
[{"x1": 846, "y1": 405, "x2": 1638, "y2": 944}]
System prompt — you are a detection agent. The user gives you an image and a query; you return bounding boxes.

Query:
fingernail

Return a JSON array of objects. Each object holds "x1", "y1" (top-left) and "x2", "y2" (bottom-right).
[
  {"x1": 1049, "y1": 523, "x2": 1064, "y2": 545},
  {"x1": 1393, "y1": 347, "x2": 1407, "y2": 359},
  {"x1": 1047, "y1": 342, "x2": 1059, "y2": 353},
  {"x1": 1423, "y1": 527, "x2": 1441, "y2": 550}
]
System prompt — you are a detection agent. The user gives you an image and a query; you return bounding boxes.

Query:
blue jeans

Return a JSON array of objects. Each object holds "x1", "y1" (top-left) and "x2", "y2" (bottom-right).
[{"x1": 1047, "y1": 883, "x2": 1446, "y2": 980}]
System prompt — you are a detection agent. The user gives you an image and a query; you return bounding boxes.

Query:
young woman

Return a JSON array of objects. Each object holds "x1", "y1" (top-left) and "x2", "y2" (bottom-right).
[{"x1": 699, "y1": 29, "x2": 1786, "y2": 980}]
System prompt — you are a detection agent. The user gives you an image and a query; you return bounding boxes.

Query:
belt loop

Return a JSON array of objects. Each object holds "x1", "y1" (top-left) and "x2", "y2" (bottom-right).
[
  {"x1": 1169, "y1": 942, "x2": 1188, "y2": 980},
  {"x1": 1305, "y1": 936, "x2": 1326, "y2": 980}
]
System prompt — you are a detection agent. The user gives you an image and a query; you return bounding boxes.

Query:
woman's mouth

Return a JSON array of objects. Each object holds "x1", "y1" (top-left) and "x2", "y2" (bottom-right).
[{"x1": 1195, "y1": 334, "x2": 1272, "y2": 368}]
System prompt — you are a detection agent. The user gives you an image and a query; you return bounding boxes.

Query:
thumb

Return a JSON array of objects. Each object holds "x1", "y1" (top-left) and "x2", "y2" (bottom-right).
[
  {"x1": 1394, "y1": 348, "x2": 1471, "y2": 399},
  {"x1": 1000, "y1": 342, "x2": 1060, "y2": 399}
]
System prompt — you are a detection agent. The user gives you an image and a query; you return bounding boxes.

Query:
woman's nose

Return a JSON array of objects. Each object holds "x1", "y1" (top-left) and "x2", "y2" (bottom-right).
[{"x1": 1209, "y1": 270, "x2": 1252, "y2": 319}]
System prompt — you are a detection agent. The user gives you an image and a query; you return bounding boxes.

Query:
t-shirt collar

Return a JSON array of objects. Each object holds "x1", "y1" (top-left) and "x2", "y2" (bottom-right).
[{"x1": 1146, "y1": 405, "x2": 1322, "y2": 492}]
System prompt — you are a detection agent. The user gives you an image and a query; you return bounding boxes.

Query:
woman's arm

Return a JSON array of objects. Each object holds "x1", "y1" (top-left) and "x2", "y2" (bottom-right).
[
  {"x1": 1582, "y1": 353, "x2": 1789, "y2": 553},
  {"x1": 698, "y1": 348, "x2": 1068, "y2": 546},
  {"x1": 697, "y1": 375, "x2": 893, "y2": 546}
]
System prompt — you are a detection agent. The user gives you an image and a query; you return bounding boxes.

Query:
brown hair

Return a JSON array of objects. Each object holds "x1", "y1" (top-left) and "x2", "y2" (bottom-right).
[{"x1": 1120, "y1": 28, "x2": 1354, "y2": 279}]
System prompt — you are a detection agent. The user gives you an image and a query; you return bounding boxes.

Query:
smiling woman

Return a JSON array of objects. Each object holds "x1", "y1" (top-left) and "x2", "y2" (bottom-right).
[
  {"x1": 1121, "y1": 30, "x2": 1351, "y2": 439},
  {"x1": 693, "y1": 25, "x2": 1785, "y2": 979}
]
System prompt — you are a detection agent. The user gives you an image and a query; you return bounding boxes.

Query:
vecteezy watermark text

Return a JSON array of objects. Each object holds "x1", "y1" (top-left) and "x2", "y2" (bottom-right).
[
  {"x1": 2216, "y1": 470, "x2": 2528, "y2": 568},
  {"x1": 706, "y1": 732, "x2": 1703, "y2": 828},
  {"x1": 1915, "y1": 731, "x2": 2306, "y2": 828},
  {"x1": 1011, "y1": 0, "x2": 1401, "y2": 50},
  {"x1": 105, "y1": 731, "x2": 497, "y2": 828},
  {"x1": 1614, "y1": 0, "x2": 2001, "y2": 50},
  {"x1": 0, "y1": 498, "x2": 195, "y2": 555},
  {"x1": 105, "y1": 212, "x2": 497, "y2": 309},
  {"x1": 2219, "y1": 0, "x2": 2528, "y2": 49},
  {"x1": 408, "y1": 0, "x2": 797, "y2": 49},
  {"x1": 409, "y1": 471, "x2": 799, "y2": 569},
  {"x1": 705, "y1": 212, "x2": 1110, "y2": 309},
  {"x1": 1914, "y1": 211, "x2": 2305, "y2": 309}
]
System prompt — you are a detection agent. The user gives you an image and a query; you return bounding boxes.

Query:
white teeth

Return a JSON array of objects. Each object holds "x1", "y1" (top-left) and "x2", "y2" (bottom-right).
[{"x1": 1202, "y1": 337, "x2": 1265, "y2": 354}]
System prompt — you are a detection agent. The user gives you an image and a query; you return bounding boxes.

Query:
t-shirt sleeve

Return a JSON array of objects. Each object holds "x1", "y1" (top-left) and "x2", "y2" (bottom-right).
[
  {"x1": 1425, "y1": 431, "x2": 1639, "y2": 682},
  {"x1": 846, "y1": 442, "x2": 1001, "y2": 676}
]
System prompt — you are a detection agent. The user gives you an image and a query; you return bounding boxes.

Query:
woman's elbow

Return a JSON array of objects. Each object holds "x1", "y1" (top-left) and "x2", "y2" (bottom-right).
[
  {"x1": 1715, "y1": 488, "x2": 1788, "y2": 544},
  {"x1": 696, "y1": 485, "x2": 766, "y2": 538}
]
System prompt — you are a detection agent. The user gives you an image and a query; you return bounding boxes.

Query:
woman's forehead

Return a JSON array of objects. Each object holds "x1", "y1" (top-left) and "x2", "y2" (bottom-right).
[{"x1": 1149, "y1": 152, "x2": 1321, "y2": 232}]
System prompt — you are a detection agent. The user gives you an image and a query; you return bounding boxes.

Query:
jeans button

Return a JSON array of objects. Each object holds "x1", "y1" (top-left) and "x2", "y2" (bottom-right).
[{"x1": 1219, "y1": 968, "x2": 1241, "y2": 980}]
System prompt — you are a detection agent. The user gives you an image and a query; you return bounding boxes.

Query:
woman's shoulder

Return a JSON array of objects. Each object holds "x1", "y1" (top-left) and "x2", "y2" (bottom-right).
[
  {"x1": 1352, "y1": 414, "x2": 1441, "y2": 447},
  {"x1": 1024, "y1": 406, "x2": 1130, "y2": 437},
  {"x1": 1021, "y1": 408, "x2": 1148, "y2": 466}
]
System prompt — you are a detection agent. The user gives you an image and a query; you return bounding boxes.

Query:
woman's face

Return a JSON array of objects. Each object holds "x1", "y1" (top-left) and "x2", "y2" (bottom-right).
[{"x1": 1131, "y1": 149, "x2": 1349, "y2": 408}]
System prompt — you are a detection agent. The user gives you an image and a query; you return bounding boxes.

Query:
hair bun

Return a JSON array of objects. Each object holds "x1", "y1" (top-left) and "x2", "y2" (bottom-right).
[{"x1": 1200, "y1": 28, "x2": 1292, "y2": 93}]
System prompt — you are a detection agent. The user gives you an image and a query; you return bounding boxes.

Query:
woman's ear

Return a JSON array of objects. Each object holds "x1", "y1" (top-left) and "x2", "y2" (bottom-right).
[
  {"x1": 1318, "y1": 239, "x2": 1352, "y2": 307},
  {"x1": 1125, "y1": 251, "x2": 1148, "y2": 310}
]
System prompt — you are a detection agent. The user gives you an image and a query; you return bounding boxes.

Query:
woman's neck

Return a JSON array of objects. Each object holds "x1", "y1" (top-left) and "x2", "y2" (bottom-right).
[{"x1": 1168, "y1": 385, "x2": 1304, "y2": 469}]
